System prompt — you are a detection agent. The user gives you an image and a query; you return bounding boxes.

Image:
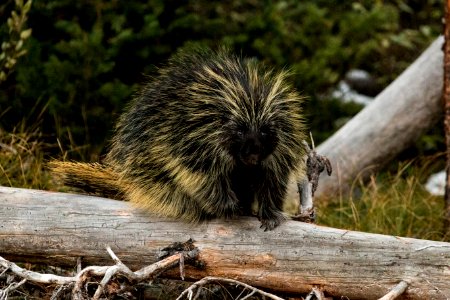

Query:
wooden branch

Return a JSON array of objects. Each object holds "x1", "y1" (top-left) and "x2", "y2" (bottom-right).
[
  {"x1": 286, "y1": 36, "x2": 444, "y2": 198},
  {"x1": 1, "y1": 186, "x2": 449, "y2": 299},
  {"x1": 378, "y1": 281, "x2": 409, "y2": 300}
]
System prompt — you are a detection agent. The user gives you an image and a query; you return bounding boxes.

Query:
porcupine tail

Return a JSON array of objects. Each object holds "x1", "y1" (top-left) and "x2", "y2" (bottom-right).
[{"x1": 48, "y1": 161, "x2": 125, "y2": 200}]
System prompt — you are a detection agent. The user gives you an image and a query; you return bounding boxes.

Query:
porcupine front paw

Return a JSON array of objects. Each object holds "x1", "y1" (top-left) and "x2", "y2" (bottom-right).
[{"x1": 259, "y1": 209, "x2": 286, "y2": 231}]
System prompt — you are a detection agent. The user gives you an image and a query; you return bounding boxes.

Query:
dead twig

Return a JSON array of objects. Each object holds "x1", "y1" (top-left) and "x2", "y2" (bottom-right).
[
  {"x1": 50, "y1": 283, "x2": 73, "y2": 300},
  {"x1": 0, "y1": 256, "x2": 73, "y2": 285},
  {"x1": 378, "y1": 281, "x2": 409, "y2": 300},
  {"x1": 305, "y1": 287, "x2": 326, "y2": 300},
  {"x1": 175, "y1": 276, "x2": 285, "y2": 300},
  {"x1": 0, "y1": 278, "x2": 27, "y2": 300}
]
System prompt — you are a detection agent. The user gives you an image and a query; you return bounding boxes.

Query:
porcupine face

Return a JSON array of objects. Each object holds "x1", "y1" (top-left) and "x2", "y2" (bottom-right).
[{"x1": 226, "y1": 121, "x2": 278, "y2": 167}]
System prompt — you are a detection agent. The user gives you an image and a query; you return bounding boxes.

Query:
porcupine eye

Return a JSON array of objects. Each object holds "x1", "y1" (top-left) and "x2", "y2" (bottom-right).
[{"x1": 257, "y1": 125, "x2": 278, "y2": 160}]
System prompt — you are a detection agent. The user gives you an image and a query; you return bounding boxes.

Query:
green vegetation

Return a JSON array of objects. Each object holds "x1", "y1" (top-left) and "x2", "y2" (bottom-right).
[{"x1": 0, "y1": 0, "x2": 32, "y2": 82}]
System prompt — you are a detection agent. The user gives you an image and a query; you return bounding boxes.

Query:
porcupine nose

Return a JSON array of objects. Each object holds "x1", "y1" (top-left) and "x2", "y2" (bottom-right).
[
  {"x1": 247, "y1": 153, "x2": 260, "y2": 165},
  {"x1": 243, "y1": 136, "x2": 262, "y2": 166}
]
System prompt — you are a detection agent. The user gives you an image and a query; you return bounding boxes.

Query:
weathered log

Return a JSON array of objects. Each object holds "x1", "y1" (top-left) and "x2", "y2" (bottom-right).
[
  {"x1": 0, "y1": 186, "x2": 449, "y2": 299},
  {"x1": 286, "y1": 36, "x2": 444, "y2": 199}
]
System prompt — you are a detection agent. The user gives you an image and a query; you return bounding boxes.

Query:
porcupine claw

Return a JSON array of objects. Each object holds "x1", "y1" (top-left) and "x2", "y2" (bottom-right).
[{"x1": 259, "y1": 210, "x2": 286, "y2": 231}]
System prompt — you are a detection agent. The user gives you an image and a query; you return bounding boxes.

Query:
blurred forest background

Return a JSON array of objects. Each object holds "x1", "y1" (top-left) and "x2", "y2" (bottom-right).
[{"x1": 0, "y1": 0, "x2": 448, "y2": 241}]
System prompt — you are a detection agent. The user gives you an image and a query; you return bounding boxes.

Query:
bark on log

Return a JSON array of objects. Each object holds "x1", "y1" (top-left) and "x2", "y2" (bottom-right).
[
  {"x1": 286, "y1": 36, "x2": 444, "y2": 199},
  {"x1": 1, "y1": 186, "x2": 449, "y2": 299}
]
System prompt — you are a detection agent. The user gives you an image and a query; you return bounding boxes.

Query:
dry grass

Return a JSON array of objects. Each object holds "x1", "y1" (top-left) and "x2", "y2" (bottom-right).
[
  {"x1": 0, "y1": 119, "x2": 93, "y2": 191},
  {"x1": 0, "y1": 124, "x2": 55, "y2": 189},
  {"x1": 316, "y1": 159, "x2": 448, "y2": 242}
]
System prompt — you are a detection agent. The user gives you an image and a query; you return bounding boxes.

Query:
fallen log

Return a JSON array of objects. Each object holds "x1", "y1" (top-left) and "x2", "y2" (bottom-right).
[
  {"x1": 0, "y1": 186, "x2": 449, "y2": 299},
  {"x1": 286, "y1": 36, "x2": 444, "y2": 199}
]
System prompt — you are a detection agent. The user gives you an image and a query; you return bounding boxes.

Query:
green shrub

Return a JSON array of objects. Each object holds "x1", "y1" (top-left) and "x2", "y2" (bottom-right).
[{"x1": 0, "y1": 0, "x2": 32, "y2": 82}]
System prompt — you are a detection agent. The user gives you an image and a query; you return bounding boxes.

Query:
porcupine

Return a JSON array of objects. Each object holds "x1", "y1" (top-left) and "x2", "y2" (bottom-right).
[{"x1": 50, "y1": 48, "x2": 307, "y2": 230}]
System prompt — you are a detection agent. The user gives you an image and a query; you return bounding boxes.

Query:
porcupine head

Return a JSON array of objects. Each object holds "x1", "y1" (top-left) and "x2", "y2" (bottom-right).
[{"x1": 50, "y1": 48, "x2": 307, "y2": 231}]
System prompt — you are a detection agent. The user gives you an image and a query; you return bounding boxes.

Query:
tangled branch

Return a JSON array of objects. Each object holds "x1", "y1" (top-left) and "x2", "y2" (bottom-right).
[
  {"x1": 175, "y1": 276, "x2": 285, "y2": 300},
  {"x1": 0, "y1": 241, "x2": 199, "y2": 300}
]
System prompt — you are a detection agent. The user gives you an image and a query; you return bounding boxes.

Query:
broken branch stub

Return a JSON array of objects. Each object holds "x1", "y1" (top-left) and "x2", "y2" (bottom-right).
[{"x1": 294, "y1": 140, "x2": 332, "y2": 223}]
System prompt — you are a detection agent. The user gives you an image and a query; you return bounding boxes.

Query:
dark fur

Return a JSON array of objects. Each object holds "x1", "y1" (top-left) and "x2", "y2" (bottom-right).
[{"x1": 51, "y1": 48, "x2": 306, "y2": 230}]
